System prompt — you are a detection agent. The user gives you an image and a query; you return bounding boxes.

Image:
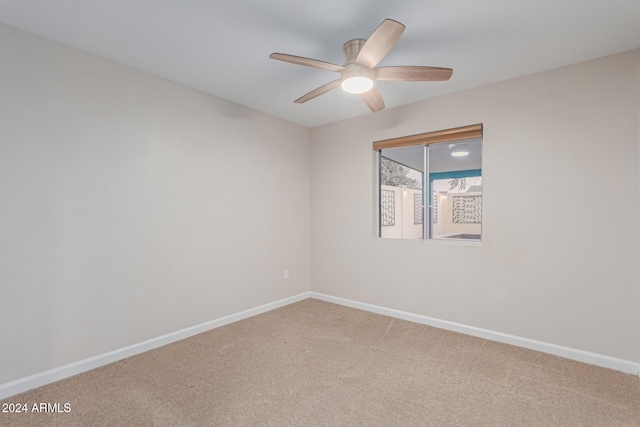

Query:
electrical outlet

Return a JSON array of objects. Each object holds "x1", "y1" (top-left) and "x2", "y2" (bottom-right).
[{"x1": 284, "y1": 270, "x2": 290, "y2": 280}]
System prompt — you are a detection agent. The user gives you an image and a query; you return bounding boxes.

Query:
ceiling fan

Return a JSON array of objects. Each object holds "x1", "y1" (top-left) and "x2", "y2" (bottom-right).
[{"x1": 269, "y1": 19, "x2": 453, "y2": 112}]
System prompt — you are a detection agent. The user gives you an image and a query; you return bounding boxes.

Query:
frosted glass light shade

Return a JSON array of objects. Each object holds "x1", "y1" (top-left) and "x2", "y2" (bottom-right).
[{"x1": 341, "y1": 77, "x2": 373, "y2": 94}]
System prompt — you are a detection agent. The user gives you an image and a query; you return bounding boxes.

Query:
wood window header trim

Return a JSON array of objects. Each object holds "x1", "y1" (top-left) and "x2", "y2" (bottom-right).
[{"x1": 373, "y1": 123, "x2": 483, "y2": 150}]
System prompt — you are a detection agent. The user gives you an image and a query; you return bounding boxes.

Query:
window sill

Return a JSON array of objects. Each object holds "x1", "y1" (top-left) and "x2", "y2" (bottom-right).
[{"x1": 376, "y1": 236, "x2": 483, "y2": 247}]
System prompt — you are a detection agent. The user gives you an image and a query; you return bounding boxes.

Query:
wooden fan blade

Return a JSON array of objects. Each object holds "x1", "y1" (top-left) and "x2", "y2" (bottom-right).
[
  {"x1": 375, "y1": 66, "x2": 453, "y2": 81},
  {"x1": 360, "y1": 86, "x2": 385, "y2": 112},
  {"x1": 270, "y1": 53, "x2": 344, "y2": 73},
  {"x1": 355, "y1": 19, "x2": 405, "y2": 69},
  {"x1": 294, "y1": 79, "x2": 341, "y2": 103}
]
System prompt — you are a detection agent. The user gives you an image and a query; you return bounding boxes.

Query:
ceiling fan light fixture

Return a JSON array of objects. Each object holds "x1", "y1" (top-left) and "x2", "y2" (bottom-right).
[
  {"x1": 341, "y1": 64, "x2": 375, "y2": 94},
  {"x1": 341, "y1": 76, "x2": 374, "y2": 94}
]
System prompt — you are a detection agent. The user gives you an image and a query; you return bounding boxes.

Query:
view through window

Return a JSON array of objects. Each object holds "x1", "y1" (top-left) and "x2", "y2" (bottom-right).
[{"x1": 375, "y1": 125, "x2": 483, "y2": 241}]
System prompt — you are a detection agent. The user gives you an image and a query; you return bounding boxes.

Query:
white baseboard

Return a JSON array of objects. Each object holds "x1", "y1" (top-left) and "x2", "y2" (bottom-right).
[
  {"x1": 0, "y1": 292, "x2": 311, "y2": 400},
  {"x1": 310, "y1": 292, "x2": 640, "y2": 376}
]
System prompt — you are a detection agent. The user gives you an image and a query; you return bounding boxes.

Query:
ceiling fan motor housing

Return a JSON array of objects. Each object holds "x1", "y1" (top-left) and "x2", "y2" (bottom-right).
[
  {"x1": 341, "y1": 39, "x2": 375, "y2": 93},
  {"x1": 341, "y1": 63, "x2": 374, "y2": 82},
  {"x1": 343, "y1": 39, "x2": 367, "y2": 64}
]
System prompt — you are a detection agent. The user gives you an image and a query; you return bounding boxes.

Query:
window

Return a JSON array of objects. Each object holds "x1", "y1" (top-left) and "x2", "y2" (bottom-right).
[{"x1": 375, "y1": 124, "x2": 483, "y2": 241}]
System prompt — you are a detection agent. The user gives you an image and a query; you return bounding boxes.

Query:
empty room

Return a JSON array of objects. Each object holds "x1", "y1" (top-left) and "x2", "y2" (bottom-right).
[{"x1": 1, "y1": 1, "x2": 639, "y2": 425}]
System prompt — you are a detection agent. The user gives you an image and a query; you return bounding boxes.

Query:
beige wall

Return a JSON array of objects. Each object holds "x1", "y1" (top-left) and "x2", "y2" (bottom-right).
[
  {"x1": 0, "y1": 24, "x2": 311, "y2": 384},
  {"x1": 311, "y1": 49, "x2": 640, "y2": 363}
]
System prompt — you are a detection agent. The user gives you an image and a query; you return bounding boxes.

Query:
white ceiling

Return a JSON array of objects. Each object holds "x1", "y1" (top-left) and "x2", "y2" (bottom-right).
[{"x1": 1, "y1": 1, "x2": 639, "y2": 128}]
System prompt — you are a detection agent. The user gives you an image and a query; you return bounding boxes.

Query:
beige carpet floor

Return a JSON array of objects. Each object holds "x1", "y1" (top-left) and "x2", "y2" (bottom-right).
[{"x1": 1, "y1": 298, "x2": 639, "y2": 426}]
